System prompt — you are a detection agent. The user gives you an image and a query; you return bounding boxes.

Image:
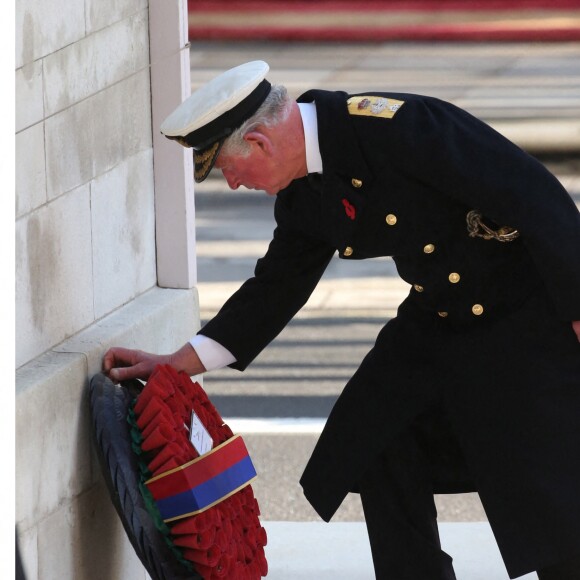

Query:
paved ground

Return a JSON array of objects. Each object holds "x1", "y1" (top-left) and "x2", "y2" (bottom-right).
[
  {"x1": 264, "y1": 522, "x2": 536, "y2": 579},
  {"x1": 191, "y1": 40, "x2": 580, "y2": 527}
]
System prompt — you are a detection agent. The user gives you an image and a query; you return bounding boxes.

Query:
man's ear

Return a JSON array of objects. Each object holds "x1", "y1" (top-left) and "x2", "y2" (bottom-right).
[{"x1": 243, "y1": 131, "x2": 273, "y2": 156}]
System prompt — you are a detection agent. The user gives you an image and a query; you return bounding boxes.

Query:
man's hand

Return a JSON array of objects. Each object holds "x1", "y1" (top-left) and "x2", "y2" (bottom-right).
[
  {"x1": 102, "y1": 343, "x2": 207, "y2": 382},
  {"x1": 573, "y1": 321, "x2": 580, "y2": 342}
]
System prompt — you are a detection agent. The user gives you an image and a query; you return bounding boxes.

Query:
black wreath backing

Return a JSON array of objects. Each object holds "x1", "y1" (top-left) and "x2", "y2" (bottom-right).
[{"x1": 89, "y1": 373, "x2": 202, "y2": 580}]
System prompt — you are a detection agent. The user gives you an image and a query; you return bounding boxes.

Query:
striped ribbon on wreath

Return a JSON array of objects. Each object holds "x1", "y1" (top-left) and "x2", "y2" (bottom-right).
[{"x1": 129, "y1": 365, "x2": 268, "y2": 580}]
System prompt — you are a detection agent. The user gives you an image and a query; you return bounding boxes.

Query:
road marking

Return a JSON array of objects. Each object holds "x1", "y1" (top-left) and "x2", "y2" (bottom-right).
[{"x1": 225, "y1": 417, "x2": 325, "y2": 434}]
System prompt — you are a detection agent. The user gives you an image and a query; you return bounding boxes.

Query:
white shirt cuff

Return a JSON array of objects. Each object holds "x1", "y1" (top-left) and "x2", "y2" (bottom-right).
[{"x1": 189, "y1": 334, "x2": 237, "y2": 371}]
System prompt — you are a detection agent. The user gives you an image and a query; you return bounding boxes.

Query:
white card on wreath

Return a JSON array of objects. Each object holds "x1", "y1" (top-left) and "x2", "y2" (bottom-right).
[{"x1": 189, "y1": 411, "x2": 213, "y2": 456}]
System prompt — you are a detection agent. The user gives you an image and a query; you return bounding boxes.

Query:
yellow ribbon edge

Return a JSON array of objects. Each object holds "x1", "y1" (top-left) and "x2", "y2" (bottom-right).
[{"x1": 162, "y1": 475, "x2": 259, "y2": 523}]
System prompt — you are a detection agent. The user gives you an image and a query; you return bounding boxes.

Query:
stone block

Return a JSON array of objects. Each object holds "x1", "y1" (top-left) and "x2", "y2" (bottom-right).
[
  {"x1": 86, "y1": 0, "x2": 147, "y2": 34},
  {"x1": 55, "y1": 286, "x2": 200, "y2": 381},
  {"x1": 149, "y1": 0, "x2": 189, "y2": 57},
  {"x1": 15, "y1": 351, "x2": 91, "y2": 528},
  {"x1": 149, "y1": 2, "x2": 196, "y2": 291},
  {"x1": 16, "y1": 0, "x2": 85, "y2": 68},
  {"x1": 91, "y1": 149, "x2": 157, "y2": 318},
  {"x1": 45, "y1": 70, "x2": 152, "y2": 199},
  {"x1": 15, "y1": 61, "x2": 43, "y2": 132},
  {"x1": 16, "y1": 123, "x2": 47, "y2": 218},
  {"x1": 43, "y1": 10, "x2": 149, "y2": 117},
  {"x1": 16, "y1": 185, "x2": 94, "y2": 367},
  {"x1": 36, "y1": 485, "x2": 148, "y2": 580},
  {"x1": 16, "y1": 287, "x2": 200, "y2": 576},
  {"x1": 53, "y1": 286, "x2": 200, "y2": 490}
]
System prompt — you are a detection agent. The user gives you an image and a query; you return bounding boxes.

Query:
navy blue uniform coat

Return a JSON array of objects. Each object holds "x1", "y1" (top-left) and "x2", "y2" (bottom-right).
[{"x1": 200, "y1": 90, "x2": 580, "y2": 577}]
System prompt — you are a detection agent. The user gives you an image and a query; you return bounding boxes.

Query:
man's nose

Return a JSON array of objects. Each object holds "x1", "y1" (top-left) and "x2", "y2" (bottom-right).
[{"x1": 221, "y1": 168, "x2": 240, "y2": 190}]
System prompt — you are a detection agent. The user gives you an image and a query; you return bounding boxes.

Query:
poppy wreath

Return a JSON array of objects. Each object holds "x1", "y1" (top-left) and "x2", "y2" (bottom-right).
[{"x1": 129, "y1": 365, "x2": 268, "y2": 580}]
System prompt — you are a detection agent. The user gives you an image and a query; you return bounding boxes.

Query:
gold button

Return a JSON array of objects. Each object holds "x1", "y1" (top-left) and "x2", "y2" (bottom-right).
[
  {"x1": 449, "y1": 273, "x2": 460, "y2": 284},
  {"x1": 423, "y1": 244, "x2": 435, "y2": 254},
  {"x1": 413, "y1": 284, "x2": 424, "y2": 293},
  {"x1": 351, "y1": 178, "x2": 363, "y2": 188},
  {"x1": 472, "y1": 304, "x2": 484, "y2": 316},
  {"x1": 438, "y1": 311, "x2": 448, "y2": 318},
  {"x1": 386, "y1": 214, "x2": 397, "y2": 226},
  {"x1": 344, "y1": 246, "x2": 353, "y2": 257}
]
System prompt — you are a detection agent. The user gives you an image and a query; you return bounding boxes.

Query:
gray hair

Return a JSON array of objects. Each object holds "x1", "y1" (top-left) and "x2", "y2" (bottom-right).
[{"x1": 221, "y1": 84, "x2": 292, "y2": 157}]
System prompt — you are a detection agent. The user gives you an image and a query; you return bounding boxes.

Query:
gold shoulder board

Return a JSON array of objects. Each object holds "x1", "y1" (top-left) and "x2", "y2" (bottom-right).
[{"x1": 347, "y1": 96, "x2": 405, "y2": 119}]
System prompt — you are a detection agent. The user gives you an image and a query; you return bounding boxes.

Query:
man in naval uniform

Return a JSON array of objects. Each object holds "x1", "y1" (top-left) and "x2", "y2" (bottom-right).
[{"x1": 104, "y1": 61, "x2": 580, "y2": 579}]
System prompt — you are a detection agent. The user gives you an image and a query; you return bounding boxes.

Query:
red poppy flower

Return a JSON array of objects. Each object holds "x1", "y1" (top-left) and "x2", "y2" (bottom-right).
[{"x1": 133, "y1": 365, "x2": 268, "y2": 579}]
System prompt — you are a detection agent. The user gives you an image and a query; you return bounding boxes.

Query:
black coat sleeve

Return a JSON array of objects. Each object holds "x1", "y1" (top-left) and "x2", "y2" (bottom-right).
[
  {"x1": 383, "y1": 96, "x2": 580, "y2": 320},
  {"x1": 198, "y1": 208, "x2": 335, "y2": 370}
]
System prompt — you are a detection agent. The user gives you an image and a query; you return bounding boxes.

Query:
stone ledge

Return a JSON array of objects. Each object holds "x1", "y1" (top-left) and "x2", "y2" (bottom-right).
[
  {"x1": 16, "y1": 286, "x2": 200, "y2": 579},
  {"x1": 53, "y1": 286, "x2": 200, "y2": 377},
  {"x1": 16, "y1": 351, "x2": 90, "y2": 528}
]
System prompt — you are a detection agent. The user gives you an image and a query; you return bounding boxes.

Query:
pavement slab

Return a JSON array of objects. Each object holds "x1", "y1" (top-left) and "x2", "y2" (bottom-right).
[{"x1": 263, "y1": 521, "x2": 537, "y2": 579}]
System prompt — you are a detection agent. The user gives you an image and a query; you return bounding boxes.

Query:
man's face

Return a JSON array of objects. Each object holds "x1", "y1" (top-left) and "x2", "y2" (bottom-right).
[
  {"x1": 215, "y1": 122, "x2": 310, "y2": 196},
  {"x1": 214, "y1": 150, "x2": 293, "y2": 196}
]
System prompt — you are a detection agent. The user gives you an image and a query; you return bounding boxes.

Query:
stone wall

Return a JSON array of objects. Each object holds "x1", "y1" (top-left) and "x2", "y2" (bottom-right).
[
  {"x1": 15, "y1": 0, "x2": 199, "y2": 577},
  {"x1": 16, "y1": 0, "x2": 156, "y2": 367}
]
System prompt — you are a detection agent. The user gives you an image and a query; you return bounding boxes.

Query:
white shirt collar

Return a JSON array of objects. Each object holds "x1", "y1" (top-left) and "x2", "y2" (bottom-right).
[{"x1": 297, "y1": 102, "x2": 323, "y2": 174}]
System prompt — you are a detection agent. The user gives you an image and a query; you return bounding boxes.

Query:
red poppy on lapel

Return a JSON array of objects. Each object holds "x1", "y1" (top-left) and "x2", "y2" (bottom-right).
[{"x1": 342, "y1": 198, "x2": 356, "y2": 220}]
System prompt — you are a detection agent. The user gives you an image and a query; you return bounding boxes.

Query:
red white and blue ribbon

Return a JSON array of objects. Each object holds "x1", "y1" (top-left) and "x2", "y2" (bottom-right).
[{"x1": 146, "y1": 435, "x2": 257, "y2": 522}]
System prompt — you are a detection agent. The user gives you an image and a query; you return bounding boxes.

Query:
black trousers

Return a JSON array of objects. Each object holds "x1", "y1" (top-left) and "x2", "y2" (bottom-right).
[
  {"x1": 538, "y1": 559, "x2": 580, "y2": 580},
  {"x1": 358, "y1": 422, "x2": 580, "y2": 580},
  {"x1": 359, "y1": 425, "x2": 457, "y2": 580}
]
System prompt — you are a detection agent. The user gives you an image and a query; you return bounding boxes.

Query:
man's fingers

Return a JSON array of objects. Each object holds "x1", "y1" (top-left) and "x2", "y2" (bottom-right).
[
  {"x1": 103, "y1": 347, "x2": 143, "y2": 372},
  {"x1": 102, "y1": 349, "x2": 119, "y2": 373},
  {"x1": 103, "y1": 347, "x2": 147, "y2": 381},
  {"x1": 102, "y1": 347, "x2": 170, "y2": 381},
  {"x1": 109, "y1": 363, "x2": 145, "y2": 383},
  {"x1": 104, "y1": 347, "x2": 138, "y2": 366}
]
